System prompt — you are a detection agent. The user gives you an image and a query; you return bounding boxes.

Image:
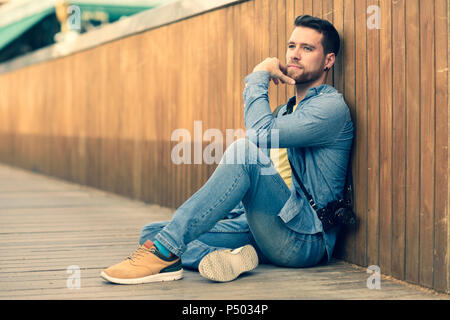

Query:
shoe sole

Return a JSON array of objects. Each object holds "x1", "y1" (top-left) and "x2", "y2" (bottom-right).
[
  {"x1": 100, "y1": 269, "x2": 183, "y2": 285},
  {"x1": 198, "y1": 245, "x2": 258, "y2": 282}
]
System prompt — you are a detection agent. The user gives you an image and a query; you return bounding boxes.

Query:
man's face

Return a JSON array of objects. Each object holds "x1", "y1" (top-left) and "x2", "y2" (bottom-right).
[{"x1": 285, "y1": 26, "x2": 329, "y2": 84}]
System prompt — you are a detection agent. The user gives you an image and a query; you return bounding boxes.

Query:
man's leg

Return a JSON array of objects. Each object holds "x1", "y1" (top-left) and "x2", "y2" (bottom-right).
[
  {"x1": 139, "y1": 216, "x2": 270, "y2": 270},
  {"x1": 154, "y1": 138, "x2": 325, "y2": 267},
  {"x1": 101, "y1": 138, "x2": 325, "y2": 284}
]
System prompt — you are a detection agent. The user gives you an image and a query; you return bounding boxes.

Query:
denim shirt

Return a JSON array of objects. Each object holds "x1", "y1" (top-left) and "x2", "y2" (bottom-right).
[{"x1": 241, "y1": 71, "x2": 354, "y2": 261}]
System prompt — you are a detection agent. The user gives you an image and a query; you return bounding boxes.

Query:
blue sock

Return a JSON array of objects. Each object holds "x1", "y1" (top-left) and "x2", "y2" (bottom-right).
[{"x1": 154, "y1": 240, "x2": 173, "y2": 258}]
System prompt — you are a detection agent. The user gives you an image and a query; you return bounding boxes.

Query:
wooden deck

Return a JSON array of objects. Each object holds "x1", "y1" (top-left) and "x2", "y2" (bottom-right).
[{"x1": 0, "y1": 163, "x2": 448, "y2": 300}]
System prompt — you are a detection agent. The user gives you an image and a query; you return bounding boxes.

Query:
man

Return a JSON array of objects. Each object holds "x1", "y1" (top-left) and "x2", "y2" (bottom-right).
[{"x1": 100, "y1": 15, "x2": 354, "y2": 284}]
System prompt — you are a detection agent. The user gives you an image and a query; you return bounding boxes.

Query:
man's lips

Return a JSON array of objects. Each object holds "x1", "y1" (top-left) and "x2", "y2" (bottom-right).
[{"x1": 287, "y1": 64, "x2": 302, "y2": 69}]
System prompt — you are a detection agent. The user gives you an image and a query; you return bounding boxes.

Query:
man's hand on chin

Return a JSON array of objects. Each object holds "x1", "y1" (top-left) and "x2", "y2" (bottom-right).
[{"x1": 252, "y1": 57, "x2": 296, "y2": 85}]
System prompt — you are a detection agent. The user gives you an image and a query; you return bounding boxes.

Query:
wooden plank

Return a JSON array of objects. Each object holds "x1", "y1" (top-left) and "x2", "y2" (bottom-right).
[
  {"x1": 448, "y1": 0, "x2": 450, "y2": 295},
  {"x1": 379, "y1": 0, "x2": 393, "y2": 275},
  {"x1": 181, "y1": 17, "x2": 193, "y2": 206},
  {"x1": 294, "y1": 0, "x2": 304, "y2": 16},
  {"x1": 366, "y1": 0, "x2": 380, "y2": 268},
  {"x1": 332, "y1": 0, "x2": 344, "y2": 97},
  {"x1": 391, "y1": 0, "x2": 406, "y2": 281},
  {"x1": 138, "y1": 30, "x2": 153, "y2": 204},
  {"x1": 247, "y1": 0, "x2": 256, "y2": 103},
  {"x1": 323, "y1": 0, "x2": 334, "y2": 86},
  {"x1": 150, "y1": 26, "x2": 163, "y2": 205},
  {"x1": 419, "y1": 0, "x2": 436, "y2": 289},
  {"x1": 164, "y1": 21, "x2": 176, "y2": 209},
  {"x1": 260, "y1": 0, "x2": 270, "y2": 78},
  {"x1": 77, "y1": 51, "x2": 88, "y2": 186},
  {"x1": 268, "y1": 0, "x2": 278, "y2": 110},
  {"x1": 405, "y1": 0, "x2": 420, "y2": 285},
  {"x1": 433, "y1": 0, "x2": 448, "y2": 293},
  {"x1": 254, "y1": 0, "x2": 263, "y2": 66},
  {"x1": 174, "y1": 20, "x2": 183, "y2": 208},
  {"x1": 304, "y1": 0, "x2": 313, "y2": 15},
  {"x1": 354, "y1": 0, "x2": 368, "y2": 267},
  {"x1": 286, "y1": 0, "x2": 295, "y2": 100},
  {"x1": 277, "y1": 0, "x2": 287, "y2": 107},
  {"x1": 84, "y1": 48, "x2": 100, "y2": 189},
  {"x1": 341, "y1": 0, "x2": 356, "y2": 263},
  {"x1": 286, "y1": 0, "x2": 295, "y2": 36},
  {"x1": 182, "y1": 17, "x2": 197, "y2": 203},
  {"x1": 330, "y1": 0, "x2": 345, "y2": 259},
  {"x1": 133, "y1": 34, "x2": 144, "y2": 202},
  {"x1": 201, "y1": 11, "x2": 211, "y2": 206},
  {"x1": 313, "y1": 0, "x2": 323, "y2": 18},
  {"x1": 240, "y1": 3, "x2": 249, "y2": 126},
  {"x1": 226, "y1": 3, "x2": 237, "y2": 150},
  {"x1": 94, "y1": 45, "x2": 106, "y2": 192},
  {"x1": 233, "y1": 4, "x2": 242, "y2": 130},
  {"x1": 163, "y1": 23, "x2": 173, "y2": 208}
]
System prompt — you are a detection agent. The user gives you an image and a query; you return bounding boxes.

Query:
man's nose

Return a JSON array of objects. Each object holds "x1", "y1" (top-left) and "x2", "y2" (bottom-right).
[
  {"x1": 290, "y1": 53, "x2": 301, "y2": 62},
  {"x1": 289, "y1": 48, "x2": 302, "y2": 61}
]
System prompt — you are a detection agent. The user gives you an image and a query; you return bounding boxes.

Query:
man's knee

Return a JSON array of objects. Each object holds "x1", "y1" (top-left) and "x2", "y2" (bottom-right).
[{"x1": 220, "y1": 138, "x2": 259, "y2": 165}]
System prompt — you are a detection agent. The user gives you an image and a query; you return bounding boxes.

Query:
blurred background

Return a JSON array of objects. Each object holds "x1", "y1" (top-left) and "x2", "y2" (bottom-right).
[{"x1": 0, "y1": 0, "x2": 174, "y2": 63}]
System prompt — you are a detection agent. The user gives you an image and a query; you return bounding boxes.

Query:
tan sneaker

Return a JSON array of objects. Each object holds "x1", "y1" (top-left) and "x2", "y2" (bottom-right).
[
  {"x1": 100, "y1": 240, "x2": 183, "y2": 284},
  {"x1": 198, "y1": 245, "x2": 258, "y2": 282}
]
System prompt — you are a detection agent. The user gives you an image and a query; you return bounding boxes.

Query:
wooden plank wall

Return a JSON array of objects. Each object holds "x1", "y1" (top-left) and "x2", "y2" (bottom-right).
[{"x1": 0, "y1": 0, "x2": 448, "y2": 293}]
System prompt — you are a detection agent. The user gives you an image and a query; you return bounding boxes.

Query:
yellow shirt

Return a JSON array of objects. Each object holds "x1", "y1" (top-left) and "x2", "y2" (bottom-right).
[{"x1": 270, "y1": 103, "x2": 299, "y2": 188}]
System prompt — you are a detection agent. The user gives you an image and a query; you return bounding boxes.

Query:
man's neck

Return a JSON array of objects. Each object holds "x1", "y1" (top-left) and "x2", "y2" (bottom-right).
[{"x1": 294, "y1": 76, "x2": 327, "y2": 104}]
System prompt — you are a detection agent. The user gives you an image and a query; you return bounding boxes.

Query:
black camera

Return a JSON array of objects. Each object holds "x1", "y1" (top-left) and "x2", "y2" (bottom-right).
[{"x1": 316, "y1": 199, "x2": 356, "y2": 231}]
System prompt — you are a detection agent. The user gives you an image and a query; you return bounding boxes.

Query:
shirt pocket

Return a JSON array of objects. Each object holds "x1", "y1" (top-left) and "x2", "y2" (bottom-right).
[
  {"x1": 277, "y1": 193, "x2": 303, "y2": 223},
  {"x1": 280, "y1": 197, "x2": 319, "y2": 235}
]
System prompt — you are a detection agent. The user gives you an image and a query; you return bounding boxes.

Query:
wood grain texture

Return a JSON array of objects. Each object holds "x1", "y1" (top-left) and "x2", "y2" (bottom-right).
[
  {"x1": 419, "y1": 0, "x2": 436, "y2": 289},
  {"x1": 366, "y1": 0, "x2": 380, "y2": 268},
  {"x1": 433, "y1": 0, "x2": 448, "y2": 293},
  {"x1": 354, "y1": 0, "x2": 368, "y2": 268},
  {"x1": 379, "y1": 0, "x2": 393, "y2": 277},
  {"x1": 391, "y1": 0, "x2": 406, "y2": 281},
  {"x1": 342, "y1": 0, "x2": 356, "y2": 263},
  {"x1": 405, "y1": 0, "x2": 421, "y2": 285}
]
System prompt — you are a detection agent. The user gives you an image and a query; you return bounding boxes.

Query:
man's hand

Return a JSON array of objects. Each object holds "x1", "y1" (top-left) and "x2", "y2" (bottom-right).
[{"x1": 252, "y1": 58, "x2": 296, "y2": 85}]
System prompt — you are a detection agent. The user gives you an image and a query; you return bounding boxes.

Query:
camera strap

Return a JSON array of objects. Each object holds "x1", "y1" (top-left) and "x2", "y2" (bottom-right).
[
  {"x1": 288, "y1": 158, "x2": 319, "y2": 212},
  {"x1": 288, "y1": 156, "x2": 353, "y2": 213},
  {"x1": 272, "y1": 103, "x2": 322, "y2": 212}
]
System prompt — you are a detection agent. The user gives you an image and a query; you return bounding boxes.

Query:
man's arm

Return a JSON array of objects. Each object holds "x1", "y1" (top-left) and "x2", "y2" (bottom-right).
[{"x1": 243, "y1": 61, "x2": 348, "y2": 149}]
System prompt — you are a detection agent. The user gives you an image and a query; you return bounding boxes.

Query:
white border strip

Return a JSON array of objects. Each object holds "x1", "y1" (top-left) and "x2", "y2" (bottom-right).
[{"x1": 0, "y1": 0, "x2": 245, "y2": 74}]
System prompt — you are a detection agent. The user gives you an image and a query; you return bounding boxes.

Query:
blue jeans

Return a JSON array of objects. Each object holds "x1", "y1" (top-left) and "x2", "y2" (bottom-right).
[{"x1": 140, "y1": 138, "x2": 326, "y2": 270}]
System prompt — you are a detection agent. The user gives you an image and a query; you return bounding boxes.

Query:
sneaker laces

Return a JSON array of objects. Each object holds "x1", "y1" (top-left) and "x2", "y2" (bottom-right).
[{"x1": 127, "y1": 245, "x2": 156, "y2": 262}]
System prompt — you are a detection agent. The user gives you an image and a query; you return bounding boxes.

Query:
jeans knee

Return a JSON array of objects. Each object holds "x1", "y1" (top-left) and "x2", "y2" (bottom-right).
[
  {"x1": 220, "y1": 138, "x2": 258, "y2": 165},
  {"x1": 139, "y1": 221, "x2": 168, "y2": 245}
]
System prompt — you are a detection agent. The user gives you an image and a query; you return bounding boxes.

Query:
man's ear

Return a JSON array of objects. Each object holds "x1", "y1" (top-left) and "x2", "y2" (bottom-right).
[{"x1": 324, "y1": 52, "x2": 336, "y2": 71}]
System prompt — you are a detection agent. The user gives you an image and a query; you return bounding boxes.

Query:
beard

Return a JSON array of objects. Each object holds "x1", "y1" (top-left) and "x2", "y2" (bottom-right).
[{"x1": 287, "y1": 67, "x2": 323, "y2": 85}]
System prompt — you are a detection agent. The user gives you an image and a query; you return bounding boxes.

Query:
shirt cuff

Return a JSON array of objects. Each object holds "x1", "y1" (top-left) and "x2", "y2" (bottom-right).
[{"x1": 244, "y1": 71, "x2": 270, "y2": 87}]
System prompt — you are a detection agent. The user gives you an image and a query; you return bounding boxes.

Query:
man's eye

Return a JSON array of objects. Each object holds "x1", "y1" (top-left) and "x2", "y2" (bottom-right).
[
  {"x1": 304, "y1": 47, "x2": 313, "y2": 51},
  {"x1": 288, "y1": 44, "x2": 296, "y2": 49}
]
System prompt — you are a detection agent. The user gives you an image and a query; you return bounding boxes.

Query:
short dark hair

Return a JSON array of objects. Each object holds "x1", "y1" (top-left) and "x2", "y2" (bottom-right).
[{"x1": 294, "y1": 15, "x2": 340, "y2": 57}]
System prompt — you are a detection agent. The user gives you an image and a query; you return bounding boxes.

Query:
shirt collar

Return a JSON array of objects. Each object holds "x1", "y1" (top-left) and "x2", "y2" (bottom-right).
[
  {"x1": 304, "y1": 84, "x2": 336, "y2": 100},
  {"x1": 285, "y1": 84, "x2": 336, "y2": 114},
  {"x1": 285, "y1": 95, "x2": 297, "y2": 111}
]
